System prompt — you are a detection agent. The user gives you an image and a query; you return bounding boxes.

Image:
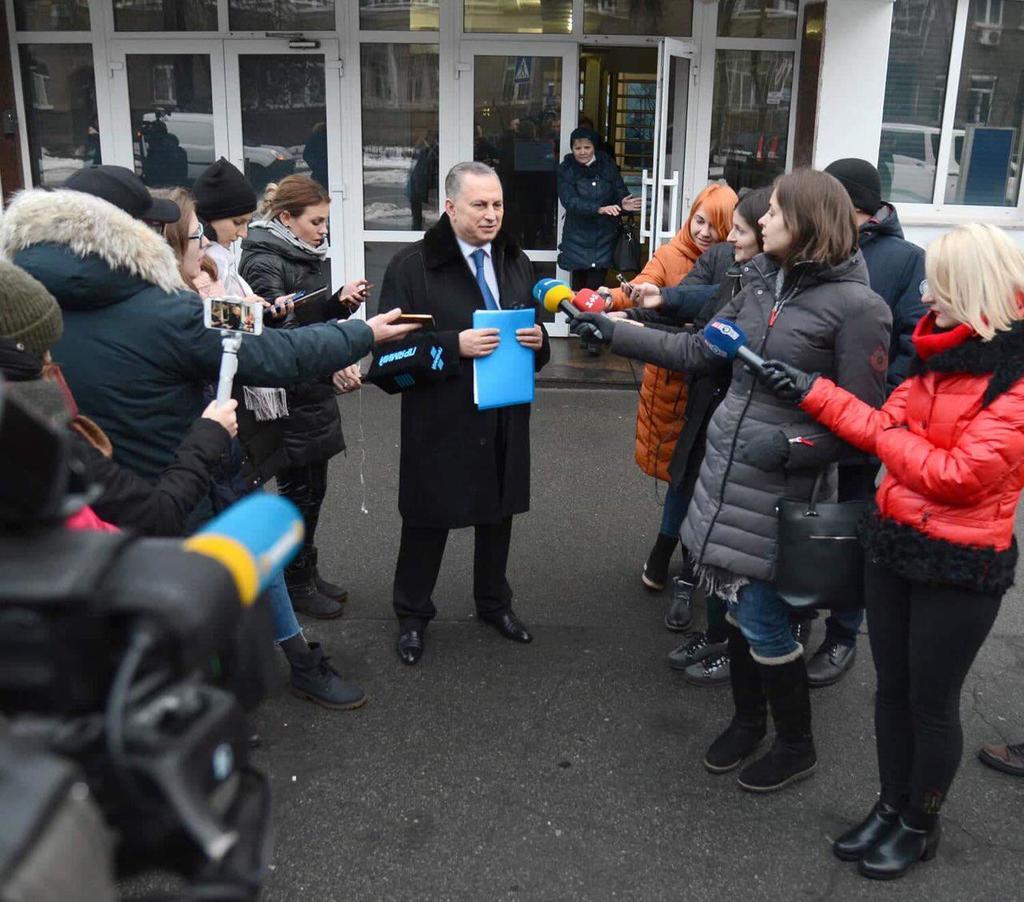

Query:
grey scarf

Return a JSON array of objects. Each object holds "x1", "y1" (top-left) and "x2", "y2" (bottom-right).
[{"x1": 251, "y1": 218, "x2": 329, "y2": 259}]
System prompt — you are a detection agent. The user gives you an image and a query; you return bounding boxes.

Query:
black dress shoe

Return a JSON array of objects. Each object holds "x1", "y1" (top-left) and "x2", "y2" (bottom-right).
[
  {"x1": 807, "y1": 639, "x2": 857, "y2": 688},
  {"x1": 481, "y1": 611, "x2": 533, "y2": 643},
  {"x1": 398, "y1": 629, "x2": 424, "y2": 665},
  {"x1": 833, "y1": 801, "x2": 900, "y2": 861},
  {"x1": 858, "y1": 818, "x2": 940, "y2": 880}
]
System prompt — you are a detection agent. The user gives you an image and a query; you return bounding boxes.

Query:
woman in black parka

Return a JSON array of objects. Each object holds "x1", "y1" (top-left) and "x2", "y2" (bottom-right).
[
  {"x1": 556, "y1": 127, "x2": 641, "y2": 292},
  {"x1": 240, "y1": 174, "x2": 369, "y2": 612}
]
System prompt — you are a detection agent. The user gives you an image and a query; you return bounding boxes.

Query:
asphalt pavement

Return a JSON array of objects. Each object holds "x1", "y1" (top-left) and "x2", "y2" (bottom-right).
[{"x1": 251, "y1": 385, "x2": 1024, "y2": 902}]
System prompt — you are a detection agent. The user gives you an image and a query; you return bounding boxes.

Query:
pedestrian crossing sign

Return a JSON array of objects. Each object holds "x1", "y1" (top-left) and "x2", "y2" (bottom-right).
[{"x1": 513, "y1": 57, "x2": 532, "y2": 84}]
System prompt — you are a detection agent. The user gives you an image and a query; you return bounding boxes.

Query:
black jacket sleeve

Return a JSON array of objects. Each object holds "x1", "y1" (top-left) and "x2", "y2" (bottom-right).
[
  {"x1": 84, "y1": 418, "x2": 231, "y2": 537},
  {"x1": 886, "y1": 248, "x2": 927, "y2": 392},
  {"x1": 239, "y1": 250, "x2": 289, "y2": 303}
]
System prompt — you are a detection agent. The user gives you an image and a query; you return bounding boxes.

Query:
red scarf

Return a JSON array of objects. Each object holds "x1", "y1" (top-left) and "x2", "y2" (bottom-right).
[{"x1": 911, "y1": 311, "x2": 976, "y2": 361}]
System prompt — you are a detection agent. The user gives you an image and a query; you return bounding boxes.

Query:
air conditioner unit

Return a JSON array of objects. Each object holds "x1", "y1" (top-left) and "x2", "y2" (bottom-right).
[{"x1": 979, "y1": 27, "x2": 1001, "y2": 46}]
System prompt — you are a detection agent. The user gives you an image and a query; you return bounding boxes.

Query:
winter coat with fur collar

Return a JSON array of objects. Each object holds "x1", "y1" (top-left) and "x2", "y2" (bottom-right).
[
  {"x1": 0, "y1": 188, "x2": 373, "y2": 481},
  {"x1": 800, "y1": 317, "x2": 1024, "y2": 594}
]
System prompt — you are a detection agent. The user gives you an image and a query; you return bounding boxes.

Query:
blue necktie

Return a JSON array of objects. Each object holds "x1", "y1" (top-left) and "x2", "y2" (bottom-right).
[{"x1": 470, "y1": 248, "x2": 499, "y2": 310}]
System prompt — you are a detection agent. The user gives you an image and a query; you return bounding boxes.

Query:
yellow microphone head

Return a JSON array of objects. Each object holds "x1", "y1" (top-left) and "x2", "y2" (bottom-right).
[{"x1": 542, "y1": 282, "x2": 573, "y2": 314}]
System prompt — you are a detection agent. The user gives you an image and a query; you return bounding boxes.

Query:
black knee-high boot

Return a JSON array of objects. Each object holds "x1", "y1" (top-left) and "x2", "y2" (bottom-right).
[
  {"x1": 704, "y1": 623, "x2": 767, "y2": 773},
  {"x1": 737, "y1": 656, "x2": 817, "y2": 793}
]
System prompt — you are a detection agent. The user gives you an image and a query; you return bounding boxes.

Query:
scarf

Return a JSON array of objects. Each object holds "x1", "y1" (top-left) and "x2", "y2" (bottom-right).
[
  {"x1": 251, "y1": 218, "x2": 329, "y2": 260},
  {"x1": 911, "y1": 310, "x2": 976, "y2": 361}
]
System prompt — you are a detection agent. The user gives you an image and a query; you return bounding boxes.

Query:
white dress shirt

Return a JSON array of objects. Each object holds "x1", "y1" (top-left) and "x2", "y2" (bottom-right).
[{"x1": 456, "y1": 236, "x2": 501, "y2": 309}]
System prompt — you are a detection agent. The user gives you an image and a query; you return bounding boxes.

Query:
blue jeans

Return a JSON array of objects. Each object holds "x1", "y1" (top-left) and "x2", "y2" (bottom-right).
[
  {"x1": 826, "y1": 608, "x2": 864, "y2": 646},
  {"x1": 659, "y1": 481, "x2": 690, "y2": 538},
  {"x1": 727, "y1": 579, "x2": 802, "y2": 664},
  {"x1": 267, "y1": 570, "x2": 302, "y2": 644}
]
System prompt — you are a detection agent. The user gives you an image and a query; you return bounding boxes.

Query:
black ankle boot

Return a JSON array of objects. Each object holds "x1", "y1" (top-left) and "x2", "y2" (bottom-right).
[
  {"x1": 309, "y1": 546, "x2": 348, "y2": 603},
  {"x1": 833, "y1": 801, "x2": 901, "y2": 861},
  {"x1": 286, "y1": 553, "x2": 343, "y2": 619},
  {"x1": 664, "y1": 577, "x2": 694, "y2": 631},
  {"x1": 286, "y1": 642, "x2": 366, "y2": 710},
  {"x1": 642, "y1": 533, "x2": 677, "y2": 591},
  {"x1": 858, "y1": 817, "x2": 940, "y2": 880},
  {"x1": 704, "y1": 624, "x2": 766, "y2": 772},
  {"x1": 737, "y1": 656, "x2": 817, "y2": 793}
]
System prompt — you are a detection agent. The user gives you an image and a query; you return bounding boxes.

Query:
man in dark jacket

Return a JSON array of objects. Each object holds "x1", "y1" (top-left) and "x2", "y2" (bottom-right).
[
  {"x1": 804, "y1": 158, "x2": 929, "y2": 686},
  {"x1": 376, "y1": 161, "x2": 550, "y2": 665}
]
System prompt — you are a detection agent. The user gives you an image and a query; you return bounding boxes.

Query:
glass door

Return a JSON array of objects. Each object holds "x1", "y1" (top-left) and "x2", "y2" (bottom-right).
[
  {"x1": 223, "y1": 40, "x2": 345, "y2": 284},
  {"x1": 642, "y1": 39, "x2": 698, "y2": 255},
  {"x1": 459, "y1": 42, "x2": 578, "y2": 334}
]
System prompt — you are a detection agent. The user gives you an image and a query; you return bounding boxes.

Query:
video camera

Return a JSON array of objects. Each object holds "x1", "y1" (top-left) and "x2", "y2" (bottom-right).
[{"x1": 0, "y1": 379, "x2": 298, "y2": 901}]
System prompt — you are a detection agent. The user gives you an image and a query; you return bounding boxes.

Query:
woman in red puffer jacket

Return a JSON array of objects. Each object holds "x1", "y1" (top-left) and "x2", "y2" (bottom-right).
[{"x1": 760, "y1": 223, "x2": 1024, "y2": 882}]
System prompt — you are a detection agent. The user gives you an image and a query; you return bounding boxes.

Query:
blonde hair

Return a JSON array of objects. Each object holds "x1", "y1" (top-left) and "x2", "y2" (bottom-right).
[
  {"x1": 257, "y1": 175, "x2": 329, "y2": 221},
  {"x1": 926, "y1": 224, "x2": 1024, "y2": 340},
  {"x1": 151, "y1": 187, "x2": 217, "y2": 290}
]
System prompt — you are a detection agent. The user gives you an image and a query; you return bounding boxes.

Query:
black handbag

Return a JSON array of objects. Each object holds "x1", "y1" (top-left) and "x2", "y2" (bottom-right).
[
  {"x1": 775, "y1": 471, "x2": 868, "y2": 612},
  {"x1": 613, "y1": 215, "x2": 642, "y2": 274}
]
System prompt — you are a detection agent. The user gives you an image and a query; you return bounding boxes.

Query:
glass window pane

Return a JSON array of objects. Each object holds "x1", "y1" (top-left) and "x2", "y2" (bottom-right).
[
  {"x1": 584, "y1": 0, "x2": 692, "y2": 36},
  {"x1": 364, "y1": 242, "x2": 412, "y2": 315},
  {"x1": 13, "y1": 1, "x2": 89, "y2": 30},
  {"x1": 19, "y1": 44, "x2": 99, "y2": 188},
  {"x1": 359, "y1": 0, "x2": 439, "y2": 31},
  {"x1": 708, "y1": 50, "x2": 793, "y2": 191},
  {"x1": 943, "y1": 0, "x2": 1024, "y2": 206},
  {"x1": 474, "y1": 55, "x2": 561, "y2": 250},
  {"x1": 718, "y1": 0, "x2": 799, "y2": 38},
  {"x1": 127, "y1": 55, "x2": 213, "y2": 188},
  {"x1": 114, "y1": 1, "x2": 218, "y2": 31},
  {"x1": 360, "y1": 45, "x2": 440, "y2": 231},
  {"x1": 238, "y1": 56, "x2": 326, "y2": 195},
  {"x1": 878, "y1": 0, "x2": 957, "y2": 204},
  {"x1": 465, "y1": 0, "x2": 572, "y2": 34},
  {"x1": 229, "y1": 0, "x2": 334, "y2": 30}
]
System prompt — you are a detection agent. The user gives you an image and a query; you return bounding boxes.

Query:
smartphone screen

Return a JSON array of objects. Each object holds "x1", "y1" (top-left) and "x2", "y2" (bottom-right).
[{"x1": 203, "y1": 296, "x2": 264, "y2": 336}]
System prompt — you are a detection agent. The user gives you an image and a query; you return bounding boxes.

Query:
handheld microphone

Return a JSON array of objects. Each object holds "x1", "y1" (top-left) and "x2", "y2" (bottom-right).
[
  {"x1": 702, "y1": 318, "x2": 767, "y2": 376},
  {"x1": 533, "y1": 278, "x2": 578, "y2": 319},
  {"x1": 183, "y1": 494, "x2": 305, "y2": 606}
]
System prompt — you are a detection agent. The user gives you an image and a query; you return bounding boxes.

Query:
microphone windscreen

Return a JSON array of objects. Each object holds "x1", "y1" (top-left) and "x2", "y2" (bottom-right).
[
  {"x1": 541, "y1": 281, "x2": 573, "y2": 314},
  {"x1": 184, "y1": 494, "x2": 304, "y2": 606},
  {"x1": 532, "y1": 278, "x2": 558, "y2": 304},
  {"x1": 702, "y1": 318, "x2": 749, "y2": 360},
  {"x1": 573, "y1": 288, "x2": 605, "y2": 314}
]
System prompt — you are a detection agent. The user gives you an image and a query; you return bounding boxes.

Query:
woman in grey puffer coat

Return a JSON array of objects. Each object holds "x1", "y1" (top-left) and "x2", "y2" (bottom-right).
[{"x1": 572, "y1": 170, "x2": 892, "y2": 794}]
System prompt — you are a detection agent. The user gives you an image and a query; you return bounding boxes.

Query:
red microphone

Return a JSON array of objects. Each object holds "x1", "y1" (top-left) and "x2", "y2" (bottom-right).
[{"x1": 572, "y1": 287, "x2": 606, "y2": 314}]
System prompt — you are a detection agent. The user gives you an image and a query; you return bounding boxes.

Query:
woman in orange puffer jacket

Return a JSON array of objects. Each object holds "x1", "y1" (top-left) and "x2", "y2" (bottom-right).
[
  {"x1": 760, "y1": 223, "x2": 1024, "y2": 882},
  {"x1": 601, "y1": 183, "x2": 737, "y2": 589}
]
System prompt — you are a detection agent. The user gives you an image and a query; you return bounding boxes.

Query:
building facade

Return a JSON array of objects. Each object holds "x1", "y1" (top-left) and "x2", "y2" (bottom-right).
[{"x1": 1, "y1": 0, "x2": 1022, "y2": 325}]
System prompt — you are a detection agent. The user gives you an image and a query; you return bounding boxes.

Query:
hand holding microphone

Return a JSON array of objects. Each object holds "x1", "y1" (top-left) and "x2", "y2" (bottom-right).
[
  {"x1": 761, "y1": 360, "x2": 818, "y2": 404},
  {"x1": 533, "y1": 278, "x2": 612, "y2": 341}
]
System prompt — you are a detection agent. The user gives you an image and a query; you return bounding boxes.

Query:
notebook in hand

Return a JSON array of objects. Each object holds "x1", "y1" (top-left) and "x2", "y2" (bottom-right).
[{"x1": 472, "y1": 309, "x2": 536, "y2": 410}]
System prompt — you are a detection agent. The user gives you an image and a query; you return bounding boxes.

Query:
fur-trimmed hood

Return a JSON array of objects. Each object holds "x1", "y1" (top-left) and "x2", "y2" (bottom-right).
[
  {"x1": 910, "y1": 319, "x2": 1024, "y2": 407},
  {"x1": 422, "y1": 212, "x2": 522, "y2": 272},
  {"x1": 0, "y1": 188, "x2": 185, "y2": 300}
]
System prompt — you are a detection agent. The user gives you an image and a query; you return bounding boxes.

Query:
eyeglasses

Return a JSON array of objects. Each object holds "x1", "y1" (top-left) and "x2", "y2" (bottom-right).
[{"x1": 188, "y1": 224, "x2": 204, "y2": 242}]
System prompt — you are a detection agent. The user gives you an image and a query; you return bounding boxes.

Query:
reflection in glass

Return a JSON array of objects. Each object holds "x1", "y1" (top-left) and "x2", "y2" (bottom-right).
[
  {"x1": 944, "y1": 0, "x2": 1024, "y2": 206},
  {"x1": 127, "y1": 55, "x2": 214, "y2": 188},
  {"x1": 361, "y1": 45, "x2": 440, "y2": 231},
  {"x1": 584, "y1": 0, "x2": 692, "y2": 36},
  {"x1": 717, "y1": 0, "x2": 799, "y2": 38},
  {"x1": 19, "y1": 45, "x2": 99, "y2": 188},
  {"x1": 229, "y1": 0, "x2": 334, "y2": 30},
  {"x1": 465, "y1": 0, "x2": 572, "y2": 34},
  {"x1": 13, "y1": 0, "x2": 89, "y2": 30},
  {"x1": 114, "y1": 0, "x2": 218, "y2": 31},
  {"x1": 708, "y1": 50, "x2": 793, "y2": 192},
  {"x1": 359, "y1": 0, "x2": 439, "y2": 31},
  {"x1": 364, "y1": 242, "x2": 411, "y2": 316},
  {"x1": 237, "y1": 56, "x2": 327, "y2": 195},
  {"x1": 878, "y1": 0, "x2": 956, "y2": 203},
  {"x1": 474, "y1": 56, "x2": 561, "y2": 250}
]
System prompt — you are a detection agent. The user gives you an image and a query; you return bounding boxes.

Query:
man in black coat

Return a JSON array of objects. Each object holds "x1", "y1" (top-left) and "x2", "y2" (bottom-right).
[{"x1": 376, "y1": 161, "x2": 550, "y2": 665}]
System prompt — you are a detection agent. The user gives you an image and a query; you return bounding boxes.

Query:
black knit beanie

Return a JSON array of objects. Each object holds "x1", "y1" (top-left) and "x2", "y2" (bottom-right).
[
  {"x1": 824, "y1": 158, "x2": 882, "y2": 215},
  {"x1": 193, "y1": 157, "x2": 258, "y2": 221}
]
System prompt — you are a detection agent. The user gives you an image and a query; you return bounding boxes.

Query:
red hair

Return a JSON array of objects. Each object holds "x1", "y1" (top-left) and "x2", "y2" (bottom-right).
[{"x1": 675, "y1": 183, "x2": 739, "y2": 263}]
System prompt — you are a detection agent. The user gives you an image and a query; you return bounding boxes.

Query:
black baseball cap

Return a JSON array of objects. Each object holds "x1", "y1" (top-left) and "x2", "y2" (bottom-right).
[{"x1": 64, "y1": 165, "x2": 181, "y2": 224}]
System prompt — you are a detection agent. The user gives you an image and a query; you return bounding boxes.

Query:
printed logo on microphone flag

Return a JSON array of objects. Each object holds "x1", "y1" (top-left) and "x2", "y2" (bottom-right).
[{"x1": 430, "y1": 346, "x2": 444, "y2": 370}]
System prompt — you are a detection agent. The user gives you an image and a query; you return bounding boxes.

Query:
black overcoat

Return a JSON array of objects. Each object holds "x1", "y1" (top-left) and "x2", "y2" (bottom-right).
[{"x1": 377, "y1": 213, "x2": 550, "y2": 528}]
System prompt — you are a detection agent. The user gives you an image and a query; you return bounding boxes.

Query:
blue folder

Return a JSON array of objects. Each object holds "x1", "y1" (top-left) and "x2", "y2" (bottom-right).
[{"x1": 472, "y1": 309, "x2": 536, "y2": 410}]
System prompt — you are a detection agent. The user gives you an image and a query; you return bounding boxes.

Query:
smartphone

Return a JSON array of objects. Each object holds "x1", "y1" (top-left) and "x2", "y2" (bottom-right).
[
  {"x1": 394, "y1": 313, "x2": 435, "y2": 327},
  {"x1": 275, "y1": 286, "x2": 327, "y2": 310},
  {"x1": 203, "y1": 295, "x2": 263, "y2": 336},
  {"x1": 615, "y1": 273, "x2": 630, "y2": 286}
]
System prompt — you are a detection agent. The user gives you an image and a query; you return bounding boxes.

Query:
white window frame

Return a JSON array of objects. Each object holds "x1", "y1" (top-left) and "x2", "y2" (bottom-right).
[{"x1": 891, "y1": 0, "x2": 1024, "y2": 226}]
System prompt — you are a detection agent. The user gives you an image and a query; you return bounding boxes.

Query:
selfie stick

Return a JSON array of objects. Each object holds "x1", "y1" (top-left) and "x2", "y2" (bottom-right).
[{"x1": 216, "y1": 333, "x2": 244, "y2": 405}]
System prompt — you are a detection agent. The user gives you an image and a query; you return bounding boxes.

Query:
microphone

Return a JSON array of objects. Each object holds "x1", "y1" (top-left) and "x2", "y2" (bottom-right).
[
  {"x1": 183, "y1": 493, "x2": 305, "y2": 607},
  {"x1": 533, "y1": 278, "x2": 578, "y2": 319},
  {"x1": 702, "y1": 318, "x2": 767, "y2": 376}
]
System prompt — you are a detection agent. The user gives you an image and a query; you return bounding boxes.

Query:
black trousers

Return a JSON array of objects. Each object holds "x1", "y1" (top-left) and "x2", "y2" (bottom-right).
[
  {"x1": 393, "y1": 517, "x2": 514, "y2": 630},
  {"x1": 570, "y1": 269, "x2": 606, "y2": 292},
  {"x1": 278, "y1": 457, "x2": 329, "y2": 562},
  {"x1": 865, "y1": 558, "x2": 1002, "y2": 826}
]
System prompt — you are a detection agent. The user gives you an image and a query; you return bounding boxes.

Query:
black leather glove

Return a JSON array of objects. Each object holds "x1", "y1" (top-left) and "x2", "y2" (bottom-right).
[
  {"x1": 569, "y1": 312, "x2": 615, "y2": 345},
  {"x1": 760, "y1": 360, "x2": 818, "y2": 403},
  {"x1": 736, "y1": 429, "x2": 790, "y2": 470}
]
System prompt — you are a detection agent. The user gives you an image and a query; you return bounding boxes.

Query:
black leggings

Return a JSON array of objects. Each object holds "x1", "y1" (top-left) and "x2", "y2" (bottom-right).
[
  {"x1": 865, "y1": 558, "x2": 1002, "y2": 826},
  {"x1": 277, "y1": 457, "x2": 329, "y2": 559}
]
